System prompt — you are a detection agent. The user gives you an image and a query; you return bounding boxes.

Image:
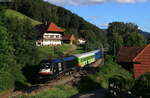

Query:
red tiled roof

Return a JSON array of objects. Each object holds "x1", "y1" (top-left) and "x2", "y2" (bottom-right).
[
  {"x1": 47, "y1": 23, "x2": 64, "y2": 32},
  {"x1": 133, "y1": 44, "x2": 150, "y2": 78},
  {"x1": 117, "y1": 47, "x2": 144, "y2": 63}
]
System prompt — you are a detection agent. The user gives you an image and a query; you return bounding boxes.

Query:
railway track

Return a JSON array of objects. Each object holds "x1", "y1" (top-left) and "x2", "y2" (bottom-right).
[
  {"x1": 0, "y1": 70, "x2": 83, "y2": 98},
  {"x1": 0, "y1": 58, "x2": 104, "y2": 98}
]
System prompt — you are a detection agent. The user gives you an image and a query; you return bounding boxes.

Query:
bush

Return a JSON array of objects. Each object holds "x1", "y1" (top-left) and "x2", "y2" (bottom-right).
[
  {"x1": 77, "y1": 76, "x2": 102, "y2": 93},
  {"x1": 0, "y1": 71, "x2": 14, "y2": 91},
  {"x1": 132, "y1": 73, "x2": 150, "y2": 98}
]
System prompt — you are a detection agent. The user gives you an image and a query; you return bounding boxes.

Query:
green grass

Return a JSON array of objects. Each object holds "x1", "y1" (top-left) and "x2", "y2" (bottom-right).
[
  {"x1": 18, "y1": 85, "x2": 78, "y2": 98},
  {"x1": 3, "y1": 9, "x2": 41, "y2": 25},
  {"x1": 69, "y1": 45, "x2": 85, "y2": 54},
  {"x1": 37, "y1": 44, "x2": 76, "y2": 60},
  {"x1": 37, "y1": 44, "x2": 86, "y2": 61},
  {"x1": 37, "y1": 45, "x2": 54, "y2": 60}
]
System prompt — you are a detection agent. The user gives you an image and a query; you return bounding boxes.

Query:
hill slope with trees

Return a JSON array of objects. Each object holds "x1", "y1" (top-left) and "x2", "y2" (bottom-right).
[
  {"x1": 3, "y1": 9, "x2": 41, "y2": 25},
  {"x1": 1, "y1": 0, "x2": 107, "y2": 50}
]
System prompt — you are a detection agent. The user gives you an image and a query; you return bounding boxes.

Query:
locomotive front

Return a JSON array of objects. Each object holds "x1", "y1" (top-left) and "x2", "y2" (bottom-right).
[{"x1": 38, "y1": 61, "x2": 54, "y2": 80}]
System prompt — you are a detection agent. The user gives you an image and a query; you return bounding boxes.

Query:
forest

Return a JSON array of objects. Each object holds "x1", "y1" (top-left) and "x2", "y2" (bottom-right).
[{"x1": 0, "y1": 0, "x2": 149, "y2": 97}]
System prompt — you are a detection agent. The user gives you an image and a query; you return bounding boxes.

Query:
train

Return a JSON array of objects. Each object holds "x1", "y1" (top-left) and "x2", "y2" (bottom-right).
[{"x1": 38, "y1": 49, "x2": 103, "y2": 80}]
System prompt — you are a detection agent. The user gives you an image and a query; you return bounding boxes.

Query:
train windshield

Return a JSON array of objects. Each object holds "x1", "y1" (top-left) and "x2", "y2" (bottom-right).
[{"x1": 41, "y1": 63, "x2": 52, "y2": 69}]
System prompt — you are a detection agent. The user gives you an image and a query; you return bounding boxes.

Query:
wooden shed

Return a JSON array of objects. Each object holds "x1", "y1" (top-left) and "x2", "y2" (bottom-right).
[
  {"x1": 117, "y1": 44, "x2": 150, "y2": 78},
  {"x1": 62, "y1": 34, "x2": 76, "y2": 45}
]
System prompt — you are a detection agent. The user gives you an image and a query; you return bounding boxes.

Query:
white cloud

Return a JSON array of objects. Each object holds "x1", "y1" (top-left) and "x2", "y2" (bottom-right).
[
  {"x1": 99, "y1": 23, "x2": 109, "y2": 28},
  {"x1": 89, "y1": 16, "x2": 98, "y2": 20},
  {"x1": 44, "y1": 0, "x2": 148, "y2": 6}
]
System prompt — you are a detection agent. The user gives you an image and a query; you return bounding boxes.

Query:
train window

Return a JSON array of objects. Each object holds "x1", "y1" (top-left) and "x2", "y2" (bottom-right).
[
  {"x1": 41, "y1": 63, "x2": 51, "y2": 69},
  {"x1": 49, "y1": 65, "x2": 53, "y2": 73},
  {"x1": 82, "y1": 58, "x2": 86, "y2": 62},
  {"x1": 53, "y1": 63, "x2": 58, "y2": 73},
  {"x1": 45, "y1": 65, "x2": 49, "y2": 69},
  {"x1": 81, "y1": 58, "x2": 84, "y2": 62},
  {"x1": 58, "y1": 63, "x2": 62, "y2": 71},
  {"x1": 86, "y1": 57, "x2": 89, "y2": 60},
  {"x1": 83, "y1": 58, "x2": 84, "y2": 62}
]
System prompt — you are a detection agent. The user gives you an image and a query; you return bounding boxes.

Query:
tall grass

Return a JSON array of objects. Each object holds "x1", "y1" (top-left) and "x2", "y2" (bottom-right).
[{"x1": 18, "y1": 85, "x2": 78, "y2": 98}]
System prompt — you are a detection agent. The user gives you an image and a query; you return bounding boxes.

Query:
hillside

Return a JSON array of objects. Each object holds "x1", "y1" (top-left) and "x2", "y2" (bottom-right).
[
  {"x1": 3, "y1": 9, "x2": 41, "y2": 25},
  {"x1": 139, "y1": 30, "x2": 150, "y2": 38},
  {"x1": 2, "y1": 0, "x2": 107, "y2": 49}
]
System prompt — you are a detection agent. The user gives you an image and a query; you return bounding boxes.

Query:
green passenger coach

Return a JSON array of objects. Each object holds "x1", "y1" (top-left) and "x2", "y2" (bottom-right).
[{"x1": 74, "y1": 50, "x2": 99, "y2": 67}]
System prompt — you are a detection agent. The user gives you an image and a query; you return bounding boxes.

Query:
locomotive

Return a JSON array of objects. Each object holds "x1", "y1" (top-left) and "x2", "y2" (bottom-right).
[{"x1": 38, "y1": 49, "x2": 103, "y2": 80}]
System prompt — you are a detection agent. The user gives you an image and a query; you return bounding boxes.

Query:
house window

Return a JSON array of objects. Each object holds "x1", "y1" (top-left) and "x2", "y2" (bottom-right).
[
  {"x1": 37, "y1": 42, "x2": 41, "y2": 46},
  {"x1": 56, "y1": 35, "x2": 59, "y2": 38},
  {"x1": 51, "y1": 35, "x2": 55, "y2": 38}
]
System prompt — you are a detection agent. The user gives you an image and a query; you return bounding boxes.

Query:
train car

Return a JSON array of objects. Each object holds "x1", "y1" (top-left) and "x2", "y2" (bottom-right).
[
  {"x1": 73, "y1": 49, "x2": 100, "y2": 67},
  {"x1": 38, "y1": 49, "x2": 102, "y2": 80},
  {"x1": 38, "y1": 56, "x2": 77, "y2": 79},
  {"x1": 94, "y1": 49, "x2": 103, "y2": 60}
]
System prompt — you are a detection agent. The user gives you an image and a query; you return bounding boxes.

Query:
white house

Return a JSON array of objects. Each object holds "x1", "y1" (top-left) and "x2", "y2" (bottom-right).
[{"x1": 36, "y1": 22, "x2": 64, "y2": 46}]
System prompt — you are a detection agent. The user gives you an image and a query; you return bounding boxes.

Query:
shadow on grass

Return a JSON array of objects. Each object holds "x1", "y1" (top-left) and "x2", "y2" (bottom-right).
[
  {"x1": 72, "y1": 76, "x2": 109, "y2": 98},
  {"x1": 14, "y1": 80, "x2": 40, "y2": 93},
  {"x1": 75, "y1": 76, "x2": 102, "y2": 93},
  {"x1": 14, "y1": 81, "x2": 29, "y2": 91}
]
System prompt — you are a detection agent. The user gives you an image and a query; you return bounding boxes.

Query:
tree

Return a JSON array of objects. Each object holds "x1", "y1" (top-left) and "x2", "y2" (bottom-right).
[
  {"x1": 124, "y1": 32, "x2": 146, "y2": 46},
  {"x1": 0, "y1": 12, "x2": 39, "y2": 91},
  {"x1": 0, "y1": 26, "x2": 16, "y2": 90},
  {"x1": 132, "y1": 73, "x2": 150, "y2": 98},
  {"x1": 107, "y1": 22, "x2": 146, "y2": 55},
  {"x1": 107, "y1": 32, "x2": 123, "y2": 56}
]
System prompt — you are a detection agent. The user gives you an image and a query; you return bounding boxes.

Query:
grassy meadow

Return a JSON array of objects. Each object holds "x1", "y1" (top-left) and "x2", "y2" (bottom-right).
[{"x1": 3, "y1": 9, "x2": 41, "y2": 25}]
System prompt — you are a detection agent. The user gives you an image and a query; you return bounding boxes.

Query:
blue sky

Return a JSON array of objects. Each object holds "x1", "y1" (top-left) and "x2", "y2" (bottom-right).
[{"x1": 44, "y1": 0, "x2": 150, "y2": 32}]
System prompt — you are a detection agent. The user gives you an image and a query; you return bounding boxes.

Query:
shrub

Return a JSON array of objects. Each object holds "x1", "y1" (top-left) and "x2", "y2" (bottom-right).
[
  {"x1": 77, "y1": 76, "x2": 101, "y2": 93},
  {"x1": 0, "y1": 71, "x2": 14, "y2": 91},
  {"x1": 132, "y1": 72, "x2": 150, "y2": 98}
]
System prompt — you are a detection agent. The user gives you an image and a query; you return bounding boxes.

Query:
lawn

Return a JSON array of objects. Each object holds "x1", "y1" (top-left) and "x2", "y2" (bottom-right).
[
  {"x1": 37, "y1": 44, "x2": 83, "y2": 60},
  {"x1": 69, "y1": 45, "x2": 85, "y2": 54},
  {"x1": 3, "y1": 9, "x2": 41, "y2": 25}
]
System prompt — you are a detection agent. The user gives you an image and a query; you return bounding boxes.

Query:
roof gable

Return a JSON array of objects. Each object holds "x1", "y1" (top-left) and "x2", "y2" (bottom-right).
[
  {"x1": 117, "y1": 47, "x2": 144, "y2": 63},
  {"x1": 47, "y1": 22, "x2": 64, "y2": 32},
  {"x1": 133, "y1": 44, "x2": 150, "y2": 62}
]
